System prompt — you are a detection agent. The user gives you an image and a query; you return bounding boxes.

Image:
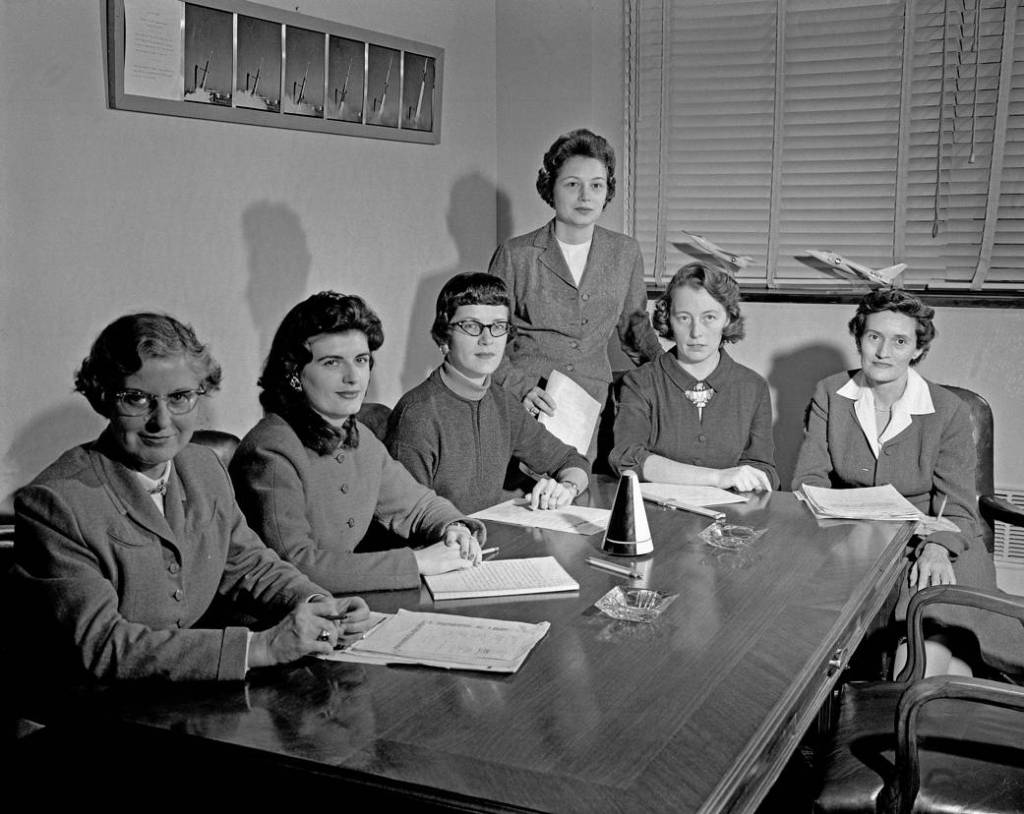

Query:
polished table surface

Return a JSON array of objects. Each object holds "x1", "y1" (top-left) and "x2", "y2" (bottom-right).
[{"x1": 37, "y1": 485, "x2": 912, "y2": 813}]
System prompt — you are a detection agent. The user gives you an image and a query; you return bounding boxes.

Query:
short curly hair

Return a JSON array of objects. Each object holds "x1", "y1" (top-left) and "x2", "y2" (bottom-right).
[
  {"x1": 535, "y1": 128, "x2": 616, "y2": 209},
  {"x1": 848, "y1": 289, "x2": 935, "y2": 365},
  {"x1": 430, "y1": 272, "x2": 515, "y2": 347},
  {"x1": 652, "y1": 262, "x2": 745, "y2": 344},
  {"x1": 74, "y1": 312, "x2": 222, "y2": 417},
  {"x1": 259, "y1": 292, "x2": 383, "y2": 453}
]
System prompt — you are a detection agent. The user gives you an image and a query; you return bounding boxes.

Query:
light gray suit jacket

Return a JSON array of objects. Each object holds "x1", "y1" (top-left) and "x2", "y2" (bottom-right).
[{"x1": 15, "y1": 433, "x2": 324, "y2": 681}]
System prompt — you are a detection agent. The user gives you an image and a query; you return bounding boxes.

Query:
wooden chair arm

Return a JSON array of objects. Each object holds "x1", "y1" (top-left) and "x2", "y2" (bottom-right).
[
  {"x1": 897, "y1": 585, "x2": 1024, "y2": 682},
  {"x1": 879, "y1": 676, "x2": 1024, "y2": 814},
  {"x1": 980, "y1": 493, "x2": 1024, "y2": 528}
]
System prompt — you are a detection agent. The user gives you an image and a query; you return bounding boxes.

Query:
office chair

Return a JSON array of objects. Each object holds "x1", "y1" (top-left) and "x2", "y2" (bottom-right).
[
  {"x1": 814, "y1": 586, "x2": 1024, "y2": 813},
  {"x1": 813, "y1": 386, "x2": 1024, "y2": 813},
  {"x1": 191, "y1": 429, "x2": 241, "y2": 467},
  {"x1": 356, "y1": 401, "x2": 392, "y2": 442}
]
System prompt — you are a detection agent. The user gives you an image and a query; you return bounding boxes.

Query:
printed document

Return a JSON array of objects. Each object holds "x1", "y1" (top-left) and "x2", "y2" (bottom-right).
[
  {"x1": 640, "y1": 482, "x2": 748, "y2": 507},
  {"x1": 322, "y1": 610, "x2": 549, "y2": 673},
  {"x1": 424, "y1": 556, "x2": 579, "y2": 600},
  {"x1": 538, "y1": 371, "x2": 601, "y2": 455},
  {"x1": 471, "y1": 498, "x2": 610, "y2": 535}
]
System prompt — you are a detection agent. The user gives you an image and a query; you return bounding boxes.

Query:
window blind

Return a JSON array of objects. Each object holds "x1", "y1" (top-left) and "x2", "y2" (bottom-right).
[{"x1": 627, "y1": 0, "x2": 1024, "y2": 294}]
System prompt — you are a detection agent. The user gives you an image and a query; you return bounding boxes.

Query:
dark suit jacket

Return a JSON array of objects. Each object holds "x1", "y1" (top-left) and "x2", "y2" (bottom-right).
[
  {"x1": 15, "y1": 433, "x2": 324, "y2": 681},
  {"x1": 488, "y1": 219, "x2": 663, "y2": 404}
]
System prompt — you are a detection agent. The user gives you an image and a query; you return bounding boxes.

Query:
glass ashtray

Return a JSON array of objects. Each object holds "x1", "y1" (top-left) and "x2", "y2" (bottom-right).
[
  {"x1": 595, "y1": 586, "x2": 677, "y2": 623},
  {"x1": 699, "y1": 521, "x2": 762, "y2": 550}
]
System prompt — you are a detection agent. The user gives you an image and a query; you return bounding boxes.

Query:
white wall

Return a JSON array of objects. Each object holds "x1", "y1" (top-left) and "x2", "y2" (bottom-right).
[{"x1": 1, "y1": 0, "x2": 498, "y2": 508}]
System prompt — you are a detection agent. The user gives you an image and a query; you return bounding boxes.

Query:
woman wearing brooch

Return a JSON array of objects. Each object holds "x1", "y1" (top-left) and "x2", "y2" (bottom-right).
[{"x1": 609, "y1": 263, "x2": 778, "y2": 491}]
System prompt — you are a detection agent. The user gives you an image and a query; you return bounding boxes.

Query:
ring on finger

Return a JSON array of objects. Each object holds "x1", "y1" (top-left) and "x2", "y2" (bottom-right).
[{"x1": 317, "y1": 629, "x2": 331, "y2": 642}]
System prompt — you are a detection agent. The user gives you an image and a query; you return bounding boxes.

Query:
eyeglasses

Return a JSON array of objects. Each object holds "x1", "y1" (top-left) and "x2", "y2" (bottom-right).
[
  {"x1": 451, "y1": 320, "x2": 510, "y2": 338},
  {"x1": 112, "y1": 388, "x2": 205, "y2": 417}
]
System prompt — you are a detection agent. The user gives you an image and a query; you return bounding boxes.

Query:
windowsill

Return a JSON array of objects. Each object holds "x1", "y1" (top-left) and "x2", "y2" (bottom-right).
[{"x1": 646, "y1": 285, "x2": 1024, "y2": 309}]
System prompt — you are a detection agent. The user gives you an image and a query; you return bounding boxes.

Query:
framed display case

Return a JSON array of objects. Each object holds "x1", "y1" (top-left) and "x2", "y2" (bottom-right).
[{"x1": 107, "y1": 0, "x2": 443, "y2": 144}]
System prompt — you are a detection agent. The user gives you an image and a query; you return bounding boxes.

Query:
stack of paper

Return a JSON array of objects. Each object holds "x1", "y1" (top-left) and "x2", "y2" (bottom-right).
[
  {"x1": 323, "y1": 609, "x2": 549, "y2": 673},
  {"x1": 423, "y1": 556, "x2": 579, "y2": 601},
  {"x1": 797, "y1": 483, "x2": 921, "y2": 520}
]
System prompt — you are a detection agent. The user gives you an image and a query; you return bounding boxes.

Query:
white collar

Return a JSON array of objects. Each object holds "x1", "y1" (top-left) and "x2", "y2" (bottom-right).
[{"x1": 837, "y1": 368, "x2": 933, "y2": 456}]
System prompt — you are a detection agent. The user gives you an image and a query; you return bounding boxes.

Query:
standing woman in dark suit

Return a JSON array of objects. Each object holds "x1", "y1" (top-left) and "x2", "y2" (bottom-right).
[
  {"x1": 792, "y1": 290, "x2": 1024, "y2": 678},
  {"x1": 488, "y1": 129, "x2": 663, "y2": 457}
]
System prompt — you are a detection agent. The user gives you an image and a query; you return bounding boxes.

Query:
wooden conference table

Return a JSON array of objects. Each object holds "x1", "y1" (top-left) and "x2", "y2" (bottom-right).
[{"x1": 32, "y1": 483, "x2": 911, "y2": 813}]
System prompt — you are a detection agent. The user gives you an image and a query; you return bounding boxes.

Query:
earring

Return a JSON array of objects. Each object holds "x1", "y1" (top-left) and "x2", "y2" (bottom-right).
[
  {"x1": 289, "y1": 373, "x2": 302, "y2": 391},
  {"x1": 439, "y1": 344, "x2": 449, "y2": 355}
]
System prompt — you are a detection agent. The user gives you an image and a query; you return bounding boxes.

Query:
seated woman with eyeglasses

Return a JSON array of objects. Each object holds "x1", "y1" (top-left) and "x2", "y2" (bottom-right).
[
  {"x1": 386, "y1": 272, "x2": 590, "y2": 514},
  {"x1": 13, "y1": 313, "x2": 371, "y2": 681},
  {"x1": 230, "y1": 292, "x2": 486, "y2": 595}
]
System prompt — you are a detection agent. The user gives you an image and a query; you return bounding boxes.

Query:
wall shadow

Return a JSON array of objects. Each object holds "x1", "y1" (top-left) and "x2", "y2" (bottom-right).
[
  {"x1": 242, "y1": 202, "x2": 313, "y2": 368},
  {"x1": 766, "y1": 344, "x2": 848, "y2": 489},
  {"x1": 2, "y1": 401, "x2": 104, "y2": 511},
  {"x1": 398, "y1": 172, "x2": 511, "y2": 395}
]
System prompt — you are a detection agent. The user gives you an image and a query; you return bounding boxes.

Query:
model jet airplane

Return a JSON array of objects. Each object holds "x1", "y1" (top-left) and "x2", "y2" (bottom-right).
[
  {"x1": 804, "y1": 250, "x2": 906, "y2": 287},
  {"x1": 675, "y1": 231, "x2": 754, "y2": 271}
]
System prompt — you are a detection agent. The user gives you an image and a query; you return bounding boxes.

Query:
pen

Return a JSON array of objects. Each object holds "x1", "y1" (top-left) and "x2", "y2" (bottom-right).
[
  {"x1": 585, "y1": 556, "x2": 640, "y2": 578},
  {"x1": 481, "y1": 546, "x2": 499, "y2": 558},
  {"x1": 936, "y1": 495, "x2": 948, "y2": 521},
  {"x1": 646, "y1": 497, "x2": 726, "y2": 523}
]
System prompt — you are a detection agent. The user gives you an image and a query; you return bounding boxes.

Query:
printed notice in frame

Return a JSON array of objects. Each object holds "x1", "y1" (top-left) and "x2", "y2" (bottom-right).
[
  {"x1": 123, "y1": 0, "x2": 184, "y2": 100},
  {"x1": 538, "y1": 370, "x2": 601, "y2": 455}
]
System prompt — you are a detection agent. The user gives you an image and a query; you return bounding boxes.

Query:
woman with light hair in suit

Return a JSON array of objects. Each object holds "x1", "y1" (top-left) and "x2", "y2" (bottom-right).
[{"x1": 14, "y1": 312, "x2": 371, "y2": 682}]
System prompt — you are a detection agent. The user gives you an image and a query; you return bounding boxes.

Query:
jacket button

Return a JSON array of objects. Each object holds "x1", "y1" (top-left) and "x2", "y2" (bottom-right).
[
  {"x1": 570, "y1": 341, "x2": 579, "y2": 349},
  {"x1": 340, "y1": 483, "x2": 349, "y2": 494},
  {"x1": 566, "y1": 364, "x2": 574, "y2": 372},
  {"x1": 168, "y1": 562, "x2": 180, "y2": 574},
  {"x1": 346, "y1": 517, "x2": 356, "y2": 528},
  {"x1": 698, "y1": 434, "x2": 706, "y2": 443},
  {"x1": 176, "y1": 619, "x2": 184, "y2": 628},
  {"x1": 335, "y1": 452, "x2": 346, "y2": 463},
  {"x1": 582, "y1": 293, "x2": 590, "y2": 301},
  {"x1": 172, "y1": 588, "x2": 184, "y2": 601}
]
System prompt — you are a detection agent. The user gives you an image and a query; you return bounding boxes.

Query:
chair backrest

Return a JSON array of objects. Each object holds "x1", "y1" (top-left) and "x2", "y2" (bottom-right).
[
  {"x1": 191, "y1": 429, "x2": 241, "y2": 468},
  {"x1": 356, "y1": 402, "x2": 392, "y2": 442},
  {"x1": 942, "y1": 385, "x2": 995, "y2": 553}
]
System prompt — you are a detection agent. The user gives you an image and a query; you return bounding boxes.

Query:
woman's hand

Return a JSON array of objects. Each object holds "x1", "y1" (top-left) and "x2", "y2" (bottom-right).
[
  {"x1": 530, "y1": 477, "x2": 578, "y2": 510},
  {"x1": 909, "y1": 542, "x2": 956, "y2": 592},
  {"x1": 523, "y1": 387, "x2": 556, "y2": 418},
  {"x1": 716, "y1": 465, "x2": 772, "y2": 492},
  {"x1": 326, "y1": 596, "x2": 372, "y2": 648},
  {"x1": 414, "y1": 540, "x2": 476, "y2": 575},
  {"x1": 248, "y1": 599, "x2": 345, "y2": 668}
]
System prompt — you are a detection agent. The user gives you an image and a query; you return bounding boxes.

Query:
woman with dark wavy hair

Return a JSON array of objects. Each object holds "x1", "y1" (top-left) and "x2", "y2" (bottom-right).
[
  {"x1": 230, "y1": 292, "x2": 485, "y2": 594},
  {"x1": 609, "y1": 263, "x2": 778, "y2": 492},
  {"x1": 15, "y1": 312, "x2": 370, "y2": 681},
  {"x1": 793, "y1": 289, "x2": 1024, "y2": 677},
  {"x1": 488, "y1": 128, "x2": 663, "y2": 459}
]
